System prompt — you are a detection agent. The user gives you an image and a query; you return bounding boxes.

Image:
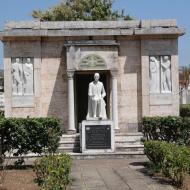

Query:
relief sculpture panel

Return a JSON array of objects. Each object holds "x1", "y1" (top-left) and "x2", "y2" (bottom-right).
[
  {"x1": 12, "y1": 57, "x2": 34, "y2": 95},
  {"x1": 149, "y1": 55, "x2": 171, "y2": 94}
]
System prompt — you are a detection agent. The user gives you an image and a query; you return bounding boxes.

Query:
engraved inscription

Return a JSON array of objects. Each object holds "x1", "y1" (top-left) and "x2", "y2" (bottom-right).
[{"x1": 85, "y1": 125, "x2": 111, "y2": 149}]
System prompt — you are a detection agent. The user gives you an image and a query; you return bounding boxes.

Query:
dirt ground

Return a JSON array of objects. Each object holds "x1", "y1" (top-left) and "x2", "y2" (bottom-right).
[
  {"x1": 1, "y1": 169, "x2": 39, "y2": 190},
  {"x1": 179, "y1": 175, "x2": 190, "y2": 190}
]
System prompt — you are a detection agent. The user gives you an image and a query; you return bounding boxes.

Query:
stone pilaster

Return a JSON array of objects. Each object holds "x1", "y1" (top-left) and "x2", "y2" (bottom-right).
[
  {"x1": 111, "y1": 70, "x2": 119, "y2": 130},
  {"x1": 67, "y1": 71, "x2": 76, "y2": 133}
]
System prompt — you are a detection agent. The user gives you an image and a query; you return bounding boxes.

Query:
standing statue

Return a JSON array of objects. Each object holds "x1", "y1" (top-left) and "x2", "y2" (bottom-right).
[
  {"x1": 12, "y1": 58, "x2": 23, "y2": 95},
  {"x1": 161, "y1": 56, "x2": 171, "y2": 92},
  {"x1": 23, "y1": 58, "x2": 33, "y2": 95},
  {"x1": 86, "y1": 73, "x2": 107, "y2": 120},
  {"x1": 149, "y1": 56, "x2": 160, "y2": 93}
]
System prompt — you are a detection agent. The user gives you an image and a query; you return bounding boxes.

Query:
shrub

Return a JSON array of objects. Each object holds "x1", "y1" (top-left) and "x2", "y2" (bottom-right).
[
  {"x1": 142, "y1": 116, "x2": 190, "y2": 145},
  {"x1": 144, "y1": 141, "x2": 190, "y2": 186},
  {"x1": 34, "y1": 154, "x2": 72, "y2": 190},
  {"x1": 180, "y1": 104, "x2": 190, "y2": 117},
  {"x1": 0, "y1": 117, "x2": 62, "y2": 160}
]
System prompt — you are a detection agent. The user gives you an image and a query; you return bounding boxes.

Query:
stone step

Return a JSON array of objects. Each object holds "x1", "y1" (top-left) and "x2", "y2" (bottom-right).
[
  {"x1": 60, "y1": 134, "x2": 80, "y2": 142},
  {"x1": 59, "y1": 141, "x2": 80, "y2": 147},
  {"x1": 115, "y1": 135, "x2": 143, "y2": 142},
  {"x1": 115, "y1": 141, "x2": 143, "y2": 146},
  {"x1": 116, "y1": 144, "x2": 144, "y2": 152},
  {"x1": 58, "y1": 146, "x2": 80, "y2": 153},
  {"x1": 69, "y1": 151, "x2": 145, "y2": 159}
]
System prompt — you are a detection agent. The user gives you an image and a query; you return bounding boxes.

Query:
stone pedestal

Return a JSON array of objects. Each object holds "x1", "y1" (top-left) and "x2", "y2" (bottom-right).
[{"x1": 80, "y1": 120, "x2": 115, "y2": 153}]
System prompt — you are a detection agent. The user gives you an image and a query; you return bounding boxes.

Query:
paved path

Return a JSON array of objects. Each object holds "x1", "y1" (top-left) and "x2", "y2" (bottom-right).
[{"x1": 70, "y1": 158, "x2": 174, "y2": 190}]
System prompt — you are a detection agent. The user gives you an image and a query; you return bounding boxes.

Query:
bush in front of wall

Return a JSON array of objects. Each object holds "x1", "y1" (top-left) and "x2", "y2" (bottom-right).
[
  {"x1": 34, "y1": 154, "x2": 72, "y2": 190},
  {"x1": 0, "y1": 117, "x2": 62, "y2": 162},
  {"x1": 142, "y1": 116, "x2": 190, "y2": 145},
  {"x1": 180, "y1": 104, "x2": 190, "y2": 117},
  {"x1": 144, "y1": 140, "x2": 190, "y2": 186}
]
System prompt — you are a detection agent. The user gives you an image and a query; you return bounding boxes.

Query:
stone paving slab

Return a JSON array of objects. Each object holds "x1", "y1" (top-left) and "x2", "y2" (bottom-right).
[{"x1": 70, "y1": 158, "x2": 175, "y2": 190}]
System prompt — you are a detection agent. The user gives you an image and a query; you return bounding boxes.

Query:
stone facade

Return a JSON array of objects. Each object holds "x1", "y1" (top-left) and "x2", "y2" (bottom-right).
[{"x1": 0, "y1": 20, "x2": 185, "y2": 133}]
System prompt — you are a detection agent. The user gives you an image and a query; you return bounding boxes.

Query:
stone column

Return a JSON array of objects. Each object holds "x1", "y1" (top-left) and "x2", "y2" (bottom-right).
[
  {"x1": 67, "y1": 71, "x2": 76, "y2": 133},
  {"x1": 111, "y1": 70, "x2": 119, "y2": 130}
]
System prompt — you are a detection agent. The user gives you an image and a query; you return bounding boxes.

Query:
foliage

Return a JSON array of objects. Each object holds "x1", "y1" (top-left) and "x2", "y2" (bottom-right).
[
  {"x1": 142, "y1": 116, "x2": 190, "y2": 146},
  {"x1": 144, "y1": 141, "x2": 190, "y2": 186},
  {"x1": 32, "y1": 0, "x2": 133, "y2": 21},
  {"x1": 0, "y1": 117, "x2": 62, "y2": 162},
  {"x1": 0, "y1": 110, "x2": 4, "y2": 118},
  {"x1": 34, "y1": 154, "x2": 72, "y2": 190},
  {"x1": 180, "y1": 104, "x2": 190, "y2": 117},
  {"x1": 179, "y1": 65, "x2": 190, "y2": 87}
]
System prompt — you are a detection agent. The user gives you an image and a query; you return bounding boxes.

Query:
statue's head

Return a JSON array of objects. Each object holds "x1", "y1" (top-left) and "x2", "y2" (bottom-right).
[
  {"x1": 15, "y1": 58, "x2": 20, "y2": 63},
  {"x1": 150, "y1": 56, "x2": 156, "y2": 62},
  {"x1": 94, "y1": 73, "x2": 100, "y2": 82},
  {"x1": 163, "y1": 56, "x2": 169, "y2": 61},
  {"x1": 26, "y1": 58, "x2": 31, "y2": 63}
]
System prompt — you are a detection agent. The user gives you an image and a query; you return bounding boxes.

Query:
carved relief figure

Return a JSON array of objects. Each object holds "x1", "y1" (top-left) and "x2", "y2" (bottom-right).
[
  {"x1": 12, "y1": 58, "x2": 23, "y2": 95},
  {"x1": 86, "y1": 73, "x2": 107, "y2": 120},
  {"x1": 161, "y1": 56, "x2": 171, "y2": 93},
  {"x1": 23, "y1": 58, "x2": 34, "y2": 95},
  {"x1": 149, "y1": 56, "x2": 160, "y2": 93}
]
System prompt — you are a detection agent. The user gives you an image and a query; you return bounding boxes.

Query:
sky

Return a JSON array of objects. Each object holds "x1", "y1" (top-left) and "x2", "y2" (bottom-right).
[{"x1": 0, "y1": 0, "x2": 189, "y2": 69}]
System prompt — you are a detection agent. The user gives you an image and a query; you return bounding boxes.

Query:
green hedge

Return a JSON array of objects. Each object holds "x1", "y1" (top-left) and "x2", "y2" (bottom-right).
[
  {"x1": 144, "y1": 141, "x2": 190, "y2": 186},
  {"x1": 142, "y1": 116, "x2": 190, "y2": 145},
  {"x1": 0, "y1": 117, "x2": 62, "y2": 158},
  {"x1": 180, "y1": 104, "x2": 190, "y2": 117},
  {"x1": 34, "y1": 154, "x2": 72, "y2": 190}
]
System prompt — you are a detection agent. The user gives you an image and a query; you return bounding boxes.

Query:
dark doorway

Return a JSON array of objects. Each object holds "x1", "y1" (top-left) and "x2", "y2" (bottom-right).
[{"x1": 75, "y1": 71, "x2": 110, "y2": 132}]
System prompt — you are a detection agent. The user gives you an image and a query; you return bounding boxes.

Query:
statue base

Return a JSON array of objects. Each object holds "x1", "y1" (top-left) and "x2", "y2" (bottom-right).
[{"x1": 80, "y1": 120, "x2": 115, "y2": 153}]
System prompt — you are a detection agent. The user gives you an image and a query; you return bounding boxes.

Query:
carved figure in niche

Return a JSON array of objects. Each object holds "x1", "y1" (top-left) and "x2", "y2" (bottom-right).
[
  {"x1": 12, "y1": 58, "x2": 23, "y2": 95},
  {"x1": 23, "y1": 58, "x2": 33, "y2": 95},
  {"x1": 161, "y1": 56, "x2": 171, "y2": 92},
  {"x1": 149, "y1": 56, "x2": 160, "y2": 93},
  {"x1": 86, "y1": 73, "x2": 107, "y2": 120}
]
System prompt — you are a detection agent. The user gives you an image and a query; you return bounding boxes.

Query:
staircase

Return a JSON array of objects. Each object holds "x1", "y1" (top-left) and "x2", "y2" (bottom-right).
[
  {"x1": 58, "y1": 132, "x2": 144, "y2": 159},
  {"x1": 6, "y1": 132, "x2": 144, "y2": 162}
]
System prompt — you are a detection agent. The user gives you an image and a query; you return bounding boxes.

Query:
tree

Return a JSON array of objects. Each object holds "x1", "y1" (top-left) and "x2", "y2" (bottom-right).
[
  {"x1": 179, "y1": 65, "x2": 190, "y2": 87},
  {"x1": 32, "y1": 0, "x2": 132, "y2": 21}
]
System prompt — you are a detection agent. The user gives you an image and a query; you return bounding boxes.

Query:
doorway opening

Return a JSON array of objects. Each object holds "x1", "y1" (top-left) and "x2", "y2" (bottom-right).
[{"x1": 74, "y1": 71, "x2": 110, "y2": 132}]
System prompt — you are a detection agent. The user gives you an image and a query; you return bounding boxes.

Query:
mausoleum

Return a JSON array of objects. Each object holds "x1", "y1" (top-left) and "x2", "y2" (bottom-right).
[{"x1": 0, "y1": 20, "x2": 185, "y2": 154}]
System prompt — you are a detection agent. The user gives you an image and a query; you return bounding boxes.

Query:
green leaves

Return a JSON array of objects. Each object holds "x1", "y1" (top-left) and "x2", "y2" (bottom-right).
[
  {"x1": 142, "y1": 116, "x2": 190, "y2": 145},
  {"x1": 0, "y1": 117, "x2": 62, "y2": 161},
  {"x1": 180, "y1": 104, "x2": 190, "y2": 117},
  {"x1": 144, "y1": 141, "x2": 190, "y2": 186},
  {"x1": 34, "y1": 154, "x2": 72, "y2": 190},
  {"x1": 32, "y1": 0, "x2": 133, "y2": 21}
]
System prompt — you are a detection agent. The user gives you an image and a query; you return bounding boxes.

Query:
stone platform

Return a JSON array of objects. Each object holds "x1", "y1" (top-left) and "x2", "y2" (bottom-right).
[{"x1": 58, "y1": 132, "x2": 144, "y2": 159}]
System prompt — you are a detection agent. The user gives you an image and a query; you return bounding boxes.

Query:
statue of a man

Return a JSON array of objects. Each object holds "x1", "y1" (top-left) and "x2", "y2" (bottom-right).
[
  {"x1": 12, "y1": 58, "x2": 22, "y2": 95},
  {"x1": 86, "y1": 73, "x2": 107, "y2": 120},
  {"x1": 23, "y1": 58, "x2": 33, "y2": 95},
  {"x1": 161, "y1": 56, "x2": 171, "y2": 92},
  {"x1": 149, "y1": 56, "x2": 160, "y2": 93}
]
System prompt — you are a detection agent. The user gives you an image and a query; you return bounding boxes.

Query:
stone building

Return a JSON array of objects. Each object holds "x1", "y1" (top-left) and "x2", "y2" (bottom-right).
[{"x1": 0, "y1": 20, "x2": 185, "y2": 148}]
